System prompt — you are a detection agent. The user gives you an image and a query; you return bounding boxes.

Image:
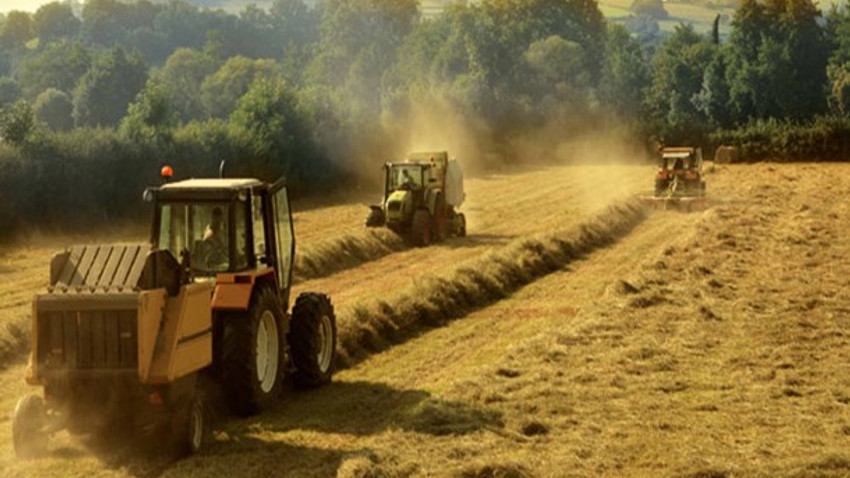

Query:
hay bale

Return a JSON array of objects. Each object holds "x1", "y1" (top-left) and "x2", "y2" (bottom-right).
[{"x1": 714, "y1": 145, "x2": 740, "y2": 164}]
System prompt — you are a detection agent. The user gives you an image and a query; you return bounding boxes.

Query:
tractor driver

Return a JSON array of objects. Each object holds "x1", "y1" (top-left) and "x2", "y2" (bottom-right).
[
  {"x1": 400, "y1": 169, "x2": 415, "y2": 189},
  {"x1": 203, "y1": 207, "x2": 227, "y2": 268}
]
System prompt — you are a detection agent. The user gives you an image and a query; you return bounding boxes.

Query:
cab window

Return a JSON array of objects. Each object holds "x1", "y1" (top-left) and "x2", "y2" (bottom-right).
[
  {"x1": 157, "y1": 202, "x2": 230, "y2": 274},
  {"x1": 389, "y1": 165, "x2": 422, "y2": 190}
]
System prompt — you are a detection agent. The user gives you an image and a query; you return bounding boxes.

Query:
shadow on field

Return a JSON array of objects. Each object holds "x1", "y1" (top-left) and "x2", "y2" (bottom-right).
[
  {"x1": 272, "y1": 380, "x2": 504, "y2": 437},
  {"x1": 81, "y1": 432, "x2": 349, "y2": 478},
  {"x1": 23, "y1": 379, "x2": 502, "y2": 478},
  {"x1": 443, "y1": 233, "x2": 513, "y2": 249}
]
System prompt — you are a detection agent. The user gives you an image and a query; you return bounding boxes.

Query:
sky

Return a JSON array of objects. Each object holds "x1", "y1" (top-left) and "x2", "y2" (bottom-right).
[{"x1": 1, "y1": 0, "x2": 65, "y2": 14}]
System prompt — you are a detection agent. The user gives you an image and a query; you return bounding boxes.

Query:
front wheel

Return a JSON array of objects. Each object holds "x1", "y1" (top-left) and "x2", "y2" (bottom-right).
[
  {"x1": 220, "y1": 286, "x2": 283, "y2": 416},
  {"x1": 13, "y1": 394, "x2": 48, "y2": 459},
  {"x1": 290, "y1": 293, "x2": 337, "y2": 387}
]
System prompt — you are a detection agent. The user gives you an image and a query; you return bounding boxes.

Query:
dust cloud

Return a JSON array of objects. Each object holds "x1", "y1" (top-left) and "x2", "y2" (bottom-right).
[{"x1": 380, "y1": 95, "x2": 492, "y2": 176}]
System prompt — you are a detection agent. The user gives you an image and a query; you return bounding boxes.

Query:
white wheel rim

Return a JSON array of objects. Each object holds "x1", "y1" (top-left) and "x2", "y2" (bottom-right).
[
  {"x1": 317, "y1": 314, "x2": 333, "y2": 373},
  {"x1": 190, "y1": 404, "x2": 202, "y2": 451},
  {"x1": 256, "y1": 311, "x2": 279, "y2": 393}
]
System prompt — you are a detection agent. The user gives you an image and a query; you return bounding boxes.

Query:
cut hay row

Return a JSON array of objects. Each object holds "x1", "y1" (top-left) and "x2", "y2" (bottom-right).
[
  {"x1": 293, "y1": 228, "x2": 406, "y2": 282},
  {"x1": 334, "y1": 198, "x2": 649, "y2": 368},
  {"x1": 0, "y1": 320, "x2": 27, "y2": 369}
]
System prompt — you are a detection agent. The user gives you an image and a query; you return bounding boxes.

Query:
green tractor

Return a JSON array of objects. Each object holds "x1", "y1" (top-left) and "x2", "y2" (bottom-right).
[{"x1": 366, "y1": 151, "x2": 466, "y2": 247}]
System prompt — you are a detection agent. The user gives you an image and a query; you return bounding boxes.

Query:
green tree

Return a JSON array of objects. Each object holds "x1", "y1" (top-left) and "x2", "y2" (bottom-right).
[
  {"x1": 825, "y1": 4, "x2": 850, "y2": 115},
  {"x1": 156, "y1": 47, "x2": 217, "y2": 122},
  {"x1": 33, "y1": 2, "x2": 81, "y2": 44},
  {"x1": 624, "y1": 14, "x2": 661, "y2": 42},
  {"x1": 33, "y1": 88, "x2": 73, "y2": 131},
  {"x1": 17, "y1": 40, "x2": 92, "y2": 99},
  {"x1": 152, "y1": 1, "x2": 215, "y2": 50},
  {"x1": 646, "y1": 24, "x2": 714, "y2": 139},
  {"x1": 81, "y1": 0, "x2": 127, "y2": 45},
  {"x1": 693, "y1": 49, "x2": 733, "y2": 127},
  {"x1": 73, "y1": 47, "x2": 148, "y2": 127},
  {"x1": 599, "y1": 24, "x2": 651, "y2": 121},
  {"x1": 172, "y1": 118, "x2": 254, "y2": 178},
  {"x1": 827, "y1": 6, "x2": 850, "y2": 67},
  {"x1": 306, "y1": 0, "x2": 418, "y2": 130},
  {"x1": 0, "y1": 77, "x2": 22, "y2": 107},
  {"x1": 0, "y1": 11, "x2": 34, "y2": 51},
  {"x1": 0, "y1": 100, "x2": 35, "y2": 145},
  {"x1": 200, "y1": 56, "x2": 282, "y2": 118},
  {"x1": 120, "y1": 78, "x2": 177, "y2": 148},
  {"x1": 827, "y1": 65, "x2": 850, "y2": 115},
  {"x1": 230, "y1": 77, "x2": 314, "y2": 180},
  {"x1": 524, "y1": 35, "x2": 591, "y2": 114},
  {"x1": 270, "y1": 0, "x2": 319, "y2": 53},
  {"x1": 773, "y1": 0, "x2": 827, "y2": 119},
  {"x1": 726, "y1": 0, "x2": 826, "y2": 121}
]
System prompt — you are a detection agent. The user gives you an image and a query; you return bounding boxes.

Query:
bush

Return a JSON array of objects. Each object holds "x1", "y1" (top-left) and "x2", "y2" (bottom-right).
[{"x1": 709, "y1": 116, "x2": 850, "y2": 162}]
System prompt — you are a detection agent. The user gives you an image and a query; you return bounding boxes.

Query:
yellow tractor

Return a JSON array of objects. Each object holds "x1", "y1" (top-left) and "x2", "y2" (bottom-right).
[
  {"x1": 365, "y1": 151, "x2": 466, "y2": 246},
  {"x1": 12, "y1": 172, "x2": 337, "y2": 457}
]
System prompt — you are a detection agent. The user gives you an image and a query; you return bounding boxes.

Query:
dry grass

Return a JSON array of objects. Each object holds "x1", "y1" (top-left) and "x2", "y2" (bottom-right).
[
  {"x1": 303, "y1": 163, "x2": 850, "y2": 477},
  {"x1": 334, "y1": 198, "x2": 647, "y2": 368},
  {"x1": 294, "y1": 229, "x2": 406, "y2": 282},
  {"x1": 0, "y1": 162, "x2": 848, "y2": 477},
  {"x1": 138, "y1": 162, "x2": 850, "y2": 478}
]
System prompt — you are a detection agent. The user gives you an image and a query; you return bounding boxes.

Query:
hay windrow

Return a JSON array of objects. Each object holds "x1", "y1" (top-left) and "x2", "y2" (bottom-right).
[
  {"x1": 335, "y1": 198, "x2": 648, "y2": 368},
  {"x1": 0, "y1": 319, "x2": 28, "y2": 368},
  {"x1": 294, "y1": 228, "x2": 406, "y2": 281}
]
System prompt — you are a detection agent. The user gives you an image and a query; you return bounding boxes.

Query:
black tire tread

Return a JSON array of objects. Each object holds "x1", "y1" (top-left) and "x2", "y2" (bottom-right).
[
  {"x1": 220, "y1": 286, "x2": 282, "y2": 416},
  {"x1": 410, "y1": 209, "x2": 431, "y2": 247},
  {"x1": 290, "y1": 292, "x2": 337, "y2": 388}
]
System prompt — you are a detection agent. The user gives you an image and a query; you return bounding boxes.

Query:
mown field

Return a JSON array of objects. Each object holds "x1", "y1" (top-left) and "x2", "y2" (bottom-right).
[{"x1": 2, "y1": 161, "x2": 850, "y2": 477}]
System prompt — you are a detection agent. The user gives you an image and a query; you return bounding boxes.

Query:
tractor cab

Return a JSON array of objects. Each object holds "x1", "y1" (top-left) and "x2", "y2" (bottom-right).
[
  {"x1": 144, "y1": 177, "x2": 295, "y2": 307},
  {"x1": 386, "y1": 163, "x2": 429, "y2": 193}
]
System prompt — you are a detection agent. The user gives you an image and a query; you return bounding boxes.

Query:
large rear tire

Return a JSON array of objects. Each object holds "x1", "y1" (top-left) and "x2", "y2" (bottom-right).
[
  {"x1": 13, "y1": 394, "x2": 48, "y2": 459},
  {"x1": 290, "y1": 293, "x2": 337, "y2": 387},
  {"x1": 410, "y1": 209, "x2": 431, "y2": 247},
  {"x1": 220, "y1": 286, "x2": 283, "y2": 416}
]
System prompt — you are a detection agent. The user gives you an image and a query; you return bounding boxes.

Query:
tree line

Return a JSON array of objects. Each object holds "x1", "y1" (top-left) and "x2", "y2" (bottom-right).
[{"x1": 0, "y1": 0, "x2": 849, "y2": 236}]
